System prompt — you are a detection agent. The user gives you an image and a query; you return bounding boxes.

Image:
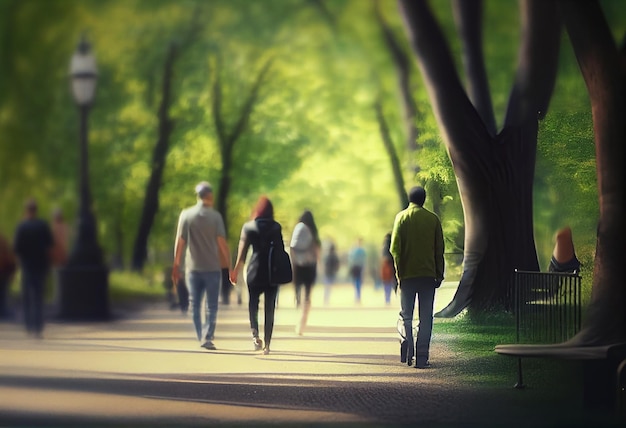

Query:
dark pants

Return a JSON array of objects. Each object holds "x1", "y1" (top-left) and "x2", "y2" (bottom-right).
[
  {"x1": 220, "y1": 268, "x2": 231, "y2": 304},
  {"x1": 400, "y1": 277, "x2": 437, "y2": 364},
  {"x1": 294, "y1": 264, "x2": 316, "y2": 306},
  {"x1": 248, "y1": 285, "x2": 278, "y2": 347},
  {"x1": 0, "y1": 275, "x2": 9, "y2": 318},
  {"x1": 21, "y1": 270, "x2": 47, "y2": 335}
]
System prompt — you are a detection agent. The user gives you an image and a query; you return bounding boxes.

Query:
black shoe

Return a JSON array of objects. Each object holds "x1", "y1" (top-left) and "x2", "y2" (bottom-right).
[
  {"x1": 400, "y1": 340, "x2": 408, "y2": 363},
  {"x1": 406, "y1": 352, "x2": 414, "y2": 367},
  {"x1": 201, "y1": 341, "x2": 216, "y2": 350},
  {"x1": 415, "y1": 360, "x2": 431, "y2": 369}
]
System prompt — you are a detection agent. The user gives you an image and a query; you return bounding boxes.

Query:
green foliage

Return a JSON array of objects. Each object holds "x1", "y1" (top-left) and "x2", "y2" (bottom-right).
[{"x1": 0, "y1": 0, "x2": 622, "y2": 305}]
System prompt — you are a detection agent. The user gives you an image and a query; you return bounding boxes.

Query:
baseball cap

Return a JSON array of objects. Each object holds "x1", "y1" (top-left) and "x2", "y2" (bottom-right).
[{"x1": 195, "y1": 181, "x2": 213, "y2": 196}]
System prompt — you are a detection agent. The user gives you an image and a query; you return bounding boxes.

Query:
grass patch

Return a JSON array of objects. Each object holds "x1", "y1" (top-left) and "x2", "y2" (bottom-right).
[
  {"x1": 434, "y1": 310, "x2": 582, "y2": 396},
  {"x1": 108, "y1": 270, "x2": 167, "y2": 305}
]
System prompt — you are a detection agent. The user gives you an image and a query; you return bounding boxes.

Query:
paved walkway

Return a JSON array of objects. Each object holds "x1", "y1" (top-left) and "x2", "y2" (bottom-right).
[{"x1": 0, "y1": 282, "x2": 611, "y2": 427}]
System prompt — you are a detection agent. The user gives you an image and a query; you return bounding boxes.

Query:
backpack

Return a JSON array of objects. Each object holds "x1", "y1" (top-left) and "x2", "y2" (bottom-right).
[
  {"x1": 290, "y1": 222, "x2": 317, "y2": 266},
  {"x1": 268, "y1": 239, "x2": 293, "y2": 285}
]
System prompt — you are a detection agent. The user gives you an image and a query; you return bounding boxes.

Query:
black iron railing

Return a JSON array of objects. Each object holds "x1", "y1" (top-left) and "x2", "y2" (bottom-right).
[{"x1": 512, "y1": 270, "x2": 582, "y2": 344}]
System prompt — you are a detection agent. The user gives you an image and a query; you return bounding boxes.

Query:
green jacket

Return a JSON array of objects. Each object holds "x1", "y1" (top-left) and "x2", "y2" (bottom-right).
[{"x1": 390, "y1": 203, "x2": 444, "y2": 281}]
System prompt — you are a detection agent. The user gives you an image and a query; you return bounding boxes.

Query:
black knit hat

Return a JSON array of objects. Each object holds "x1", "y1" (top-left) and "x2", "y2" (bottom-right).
[{"x1": 408, "y1": 186, "x2": 426, "y2": 206}]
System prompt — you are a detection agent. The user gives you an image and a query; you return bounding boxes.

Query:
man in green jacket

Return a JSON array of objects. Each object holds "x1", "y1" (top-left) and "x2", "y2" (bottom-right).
[{"x1": 390, "y1": 186, "x2": 444, "y2": 369}]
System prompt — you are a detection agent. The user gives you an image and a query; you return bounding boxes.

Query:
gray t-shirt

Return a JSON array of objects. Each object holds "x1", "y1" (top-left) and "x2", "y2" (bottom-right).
[{"x1": 175, "y1": 201, "x2": 226, "y2": 273}]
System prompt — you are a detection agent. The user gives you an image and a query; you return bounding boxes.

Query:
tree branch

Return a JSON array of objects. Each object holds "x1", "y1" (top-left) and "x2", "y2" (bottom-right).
[
  {"x1": 452, "y1": 0, "x2": 496, "y2": 136},
  {"x1": 212, "y1": 57, "x2": 227, "y2": 152},
  {"x1": 227, "y1": 58, "x2": 273, "y2": 147},
  {"x1": 504, "y1": 0, "x2": 561, "y2": 126},
  {"x1": 375, "y1": 96, "x2": 409, "y2": 209},
  {"x1": 375, "y1": 0, "x2": 420, "y2": 168},
  {"x1": 397, "y1": 0, "x2": 486, "y2": 155}
]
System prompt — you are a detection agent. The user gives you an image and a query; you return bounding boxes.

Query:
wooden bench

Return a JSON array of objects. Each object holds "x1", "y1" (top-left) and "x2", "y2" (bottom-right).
[
  {"x1": 496, "y1": 340, "x2": 626, "y2": 416},
  {"x1": 498, "y1": 270, "x2": 625, "y2": 417}
]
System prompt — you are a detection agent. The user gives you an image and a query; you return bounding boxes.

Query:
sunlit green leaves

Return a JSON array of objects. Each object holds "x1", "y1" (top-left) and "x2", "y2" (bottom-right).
[{"x1": 0, "y1": 0, "x2": 620, "y2": 274}]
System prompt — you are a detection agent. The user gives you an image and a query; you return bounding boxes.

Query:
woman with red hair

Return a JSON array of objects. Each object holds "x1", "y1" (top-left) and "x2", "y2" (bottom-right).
[{"x1": 231, "y1": 196, "x2": 286, "y2": 355}]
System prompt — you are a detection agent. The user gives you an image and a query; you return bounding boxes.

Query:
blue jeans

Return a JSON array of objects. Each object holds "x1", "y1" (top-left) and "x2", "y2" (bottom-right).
[
  {"x1": 187, "y1": 271, "x2": 221, "y2": 341},
  {"x1": 400, "y1": 277, "x2": 437, "y2": 363},
  {"x1": 383, "y1": 281, "x2": 394, "y2": 304},
  {"x1": 351, "y1": 266, "x2": 363, "y2": 302}
]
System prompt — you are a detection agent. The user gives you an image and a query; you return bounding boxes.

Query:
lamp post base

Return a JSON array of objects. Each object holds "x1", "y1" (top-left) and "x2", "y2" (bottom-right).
[{"x1": 58, "y1": 265, "x2": 109, "y2": 320}]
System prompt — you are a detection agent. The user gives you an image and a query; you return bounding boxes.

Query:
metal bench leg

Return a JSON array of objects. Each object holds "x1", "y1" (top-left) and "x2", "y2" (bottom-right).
[
  {"x1": 514, "y1": 357, "x2": 526, "y2": 389},
  {"x1": 617, "y1": 359, "x2": 626, "y2": 419}
]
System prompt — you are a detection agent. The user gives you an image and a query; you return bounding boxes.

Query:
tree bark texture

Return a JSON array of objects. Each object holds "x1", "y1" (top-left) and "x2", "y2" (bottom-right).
[
  {"x1": 132, "y1": 43, "x2": 177, "y2": 271},
  {"x1": 214, "y1": 58, "x2": 273, "y2": 234},
  {"x1": 375, "y1": 97, "x2": 409, "y2": 210},
  {"x1": 398, "y1": 0, "x2": 560, "y2": 315},
  {"x1": 375, "y1": 1, "x2": 420, "y2": 175},
  {"x1": 559, "y1": 0, "x2": 626, "y2": 345}
]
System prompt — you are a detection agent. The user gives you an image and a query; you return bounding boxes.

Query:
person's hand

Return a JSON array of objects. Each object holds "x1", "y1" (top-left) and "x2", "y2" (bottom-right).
[
  {"x1": 171, "y1": 264, "x2": 181, "y2": 285},
  {"x1": 229, "y1": 269, "x2": 238, "y2": 285},
  {"x1": 435, "y1": 278, "x2": 443, "y2": 288}
]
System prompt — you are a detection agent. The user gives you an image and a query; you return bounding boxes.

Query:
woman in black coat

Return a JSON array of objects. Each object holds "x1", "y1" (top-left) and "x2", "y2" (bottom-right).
[{"x1": 231, "y1": 196, "x2": 286, "y2": 355}]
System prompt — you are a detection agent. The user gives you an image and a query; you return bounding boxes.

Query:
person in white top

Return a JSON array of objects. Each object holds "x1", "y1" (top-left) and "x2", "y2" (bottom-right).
[{"x1": 289, "y1": 210, "x2": 320, "y2": 335}]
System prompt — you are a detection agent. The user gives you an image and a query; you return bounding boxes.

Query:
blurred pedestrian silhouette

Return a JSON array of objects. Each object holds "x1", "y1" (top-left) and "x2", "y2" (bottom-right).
[
  {"x1": 290, "y1": 209, "x2": 320, "y2": 335},
  {"x1": 322, "y1": 241, "x2": 339, "y2": 305},
  {"x1": 166, "y1": 249, "x2": 189, "y2": 314},
  {"x1": 348, "y1": 237, "x2": 366, "y2": 303},
  {"x1": 13, "y1": 198, "x2": 54, "y2": 337},
  {"x1": 381, "y1": 232, "x2": 397, "y2": 305},
  {"x1": 50, "y1": 207, "x2": 69, "y2": 306},
  {"x1": 391, "y1": 186, "x2": 444, "y2": 369},
  {"x1": 231, "y1": 196, "x2": 286, "y2": 354},
  {"x1": 0, "y1": 232, "x2": 17, "y2": 319},
  {"x1": 172, "y1": 182, "x2": 231, "y2": 351},
  {"x1": 50, "y1": 207, "x2": 69, "y2": 268}
]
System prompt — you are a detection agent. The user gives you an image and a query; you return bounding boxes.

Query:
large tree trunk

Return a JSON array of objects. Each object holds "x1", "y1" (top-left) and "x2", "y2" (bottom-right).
[
  {"x1": 558, "y1": 0, "x2": 626, "y2": 345},
  {"x1": 132, "y1": 43, "x2": 177, "y2": 271},
  {"x1": 398, "y1": 0, "x2": 560, "y2": 315}
]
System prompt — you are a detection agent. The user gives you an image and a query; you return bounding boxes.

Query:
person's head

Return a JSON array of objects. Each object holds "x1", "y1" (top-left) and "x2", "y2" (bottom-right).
[
  {"x1": 408, "y1": 186, "x2": 426, "y2": 206},
  {"x1": 252, "y1": 195, "x2": 274, "y2": 220},
  {"x1": 298, "y1": 209, "x2": 319, "y2": 241},
  {"x1": 52, "y1": 207, "x2": 64, "y2": 222},
  {"x1": 24, "y1": 198, "x2": 38, "y2": 218},
  {"x1": 195, "y1": 181, "x2": 214, "y2": 205}
]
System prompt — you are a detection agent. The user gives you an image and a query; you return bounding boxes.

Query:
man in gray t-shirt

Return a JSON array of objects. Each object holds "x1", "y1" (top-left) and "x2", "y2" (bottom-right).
[{"x1": 173, "y1": 182, "x2": 231, "y2": 350}]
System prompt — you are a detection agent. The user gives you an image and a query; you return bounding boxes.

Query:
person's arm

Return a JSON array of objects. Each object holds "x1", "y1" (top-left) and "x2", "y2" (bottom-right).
[
  {"x1": 46, "y1": 224, "x2": 55, "y2": 265},
  {"x1": 12, "y1": 226, "x2": 22, "y2": 259},
  {"x1": 434, "y1": 219, "x2": 445, "y2": 284},
  {"x1": 390, "y1": 215, "x2": 402, "y2": 279},
  {"x1": 217, "y1": 235, "x2": 231, "y2": 268},
  {"x1": 217, "y1": 235, "x2": 232, "y2": 290},
  {"x1": 172, "y1": 236, "x2": 186, "y2": 285},
  {"x1": 230, "y1": 228, "x2": 249, "y2": 285}
]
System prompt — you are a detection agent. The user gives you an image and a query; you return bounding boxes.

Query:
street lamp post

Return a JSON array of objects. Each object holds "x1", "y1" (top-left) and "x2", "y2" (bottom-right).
[{"x1": 58, "y1": 37, "x2": 109, "y2": 320}]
